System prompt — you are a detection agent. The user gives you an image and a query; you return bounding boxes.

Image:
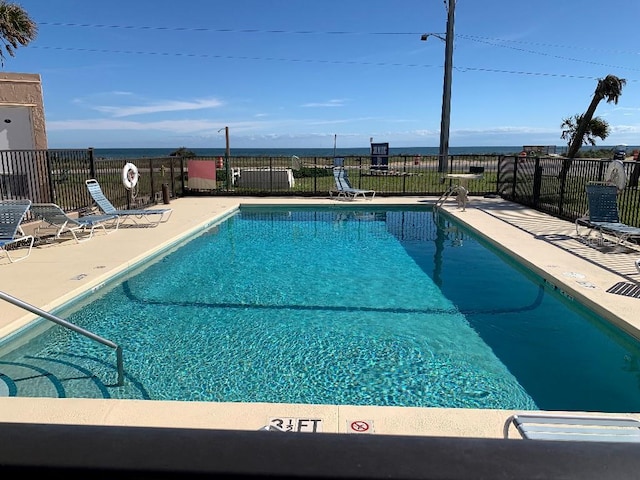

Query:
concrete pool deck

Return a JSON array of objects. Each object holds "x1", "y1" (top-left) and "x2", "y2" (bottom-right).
[{"x1": 1, "y1": 195, "x2": 639, "y2": 438}]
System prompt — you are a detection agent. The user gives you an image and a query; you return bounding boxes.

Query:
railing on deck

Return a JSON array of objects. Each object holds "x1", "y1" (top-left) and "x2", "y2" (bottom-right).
[
  {"x1": 0, "y1": 148, "x2": 181, "y2": 213},
  {"x1": 1, "y1": 148, "x2": 639, "y2": 229},
  {"x1": 187, "y1": 154, "x2": 500, "y2": 197},
  {"x1": 498, "y1": 155, "x2": 640, "y2": 227}
]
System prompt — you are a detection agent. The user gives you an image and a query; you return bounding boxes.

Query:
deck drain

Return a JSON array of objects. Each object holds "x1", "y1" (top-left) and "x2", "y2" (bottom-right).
[
  {"x1": 72, "y1": 273, "x2": 88, "y2": 280},
  {"x1": 606, "y1": 282, "x2": 640, "y2": 299},
  {"x1": 576, "y1": 281, "x2": 596, "y2": 289}
]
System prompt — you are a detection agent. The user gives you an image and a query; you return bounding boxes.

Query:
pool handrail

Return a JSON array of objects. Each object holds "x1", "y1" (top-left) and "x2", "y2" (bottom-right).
[{"x1": 0, "y1": 291, "x2": 124, "y2": 386}]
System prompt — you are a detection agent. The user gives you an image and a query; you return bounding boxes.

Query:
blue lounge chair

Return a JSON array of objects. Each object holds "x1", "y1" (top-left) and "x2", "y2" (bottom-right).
[
  {"x1": 85, "y1": 179, "x2": 172, "y2": 226},
  {"x1": 0, "y1": 199, "x2": 34, "y2": 263},
  {"x1": 504, "y1": 413, "x2": 640, "y2": 442},
  {"x1": 30, "y1": 203, "x2": 119, "y2": 243},
  {"x1": 329, "y1": 168, "x2": 376, "y2": 200},
  {"x1": 576, "y1": 182, "x2": 640, "y2": 247}
]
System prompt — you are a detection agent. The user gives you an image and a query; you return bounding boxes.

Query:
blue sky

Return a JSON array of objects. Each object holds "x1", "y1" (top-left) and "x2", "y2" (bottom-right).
[{"x1": 4, "y1": 0, "x2": 640, "y2": 149}]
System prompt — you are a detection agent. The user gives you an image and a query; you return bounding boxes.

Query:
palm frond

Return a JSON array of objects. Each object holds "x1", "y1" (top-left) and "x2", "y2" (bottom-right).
[{"x1": 0, "y1": 1, "x2": 37, "y2": 64}]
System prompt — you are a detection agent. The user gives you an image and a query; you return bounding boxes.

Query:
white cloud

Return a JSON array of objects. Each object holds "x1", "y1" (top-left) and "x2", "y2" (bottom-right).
[
  {"x1": 453, "y1": 126, "x2": 558, "y2": 136},
  {"x1": 92, "y1": 98, "x2": 224, "y2": 117},
  {"x1": 301, "y1": 99, "x2": 347, "y2": 108},
  {"x1": 610, "y1": 124, "x2": 640, "y2": 134},
  {"x1": 48, "y1": 118, "x2": 225, "y2": 133},
  {"x1": 46, "y1": 117, "x2": 295, "y2": 135}
]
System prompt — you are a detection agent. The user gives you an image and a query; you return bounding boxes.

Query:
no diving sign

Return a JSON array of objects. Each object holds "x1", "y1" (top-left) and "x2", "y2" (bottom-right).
[
  {"x1": 347, "y1": 420, "x2": 374, "y2": 434},
  {"x1": 259, "y1": 417, "x2": 374, "y2": 434}
]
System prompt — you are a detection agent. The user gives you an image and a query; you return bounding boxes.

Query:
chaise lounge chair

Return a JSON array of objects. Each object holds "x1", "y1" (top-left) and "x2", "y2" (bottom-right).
[
  {"x1": 576, "y1": 182, "x2": 640, "y2": 247},
  {"x1": 329, "y1": 167, "x2": 376, "y2": 200},
  {"x1": 0, "y1": 199, "x2": 34, "y2": 263},
  {"x1": 504, "y1": 412, "x2": 640, "y2": 442},
  {"x1": 85, "y1": 179, "x2": 173, "y2": 227},
  {"x1": 30, "y1": 203, "x2": 119, "y2": 243}
]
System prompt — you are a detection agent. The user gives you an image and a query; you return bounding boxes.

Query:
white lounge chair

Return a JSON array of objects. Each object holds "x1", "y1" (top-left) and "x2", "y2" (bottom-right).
[
  {"x1": 504, "y1": 412, "x2": 640, "y2": 442},
  {"x1": 329, "y1": 168, "x2": 375, "y2": 200},
  {"x1": 85, "y1": 179, "x2": 172, "y2": 226},
  {"x1": 30, "y1": 203, "x2": 119, "y2": 243},
  {"x1": 0, "y1": 199, "x2": 34, "y2": 263}
]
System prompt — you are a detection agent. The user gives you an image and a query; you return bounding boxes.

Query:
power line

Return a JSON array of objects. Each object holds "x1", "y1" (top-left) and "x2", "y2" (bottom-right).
[
  {"x1": 37, "y1": 21, "x2": 639, "y2": 75},
  {"x1": 38, "y1": 21, "x2": 640, "y2": 57},
  {"x1": 459, "y1": 35, "x2": 640, "y2": 73},
  {"x1": 38, "y1": 21, "x2": 427, "y2": 36},
  {"x1": 31, "y1": 45, "x2": 635, "y2": 82},
  {"x1": 458, "y1": 34, "x2": 640, "y2": 57}
]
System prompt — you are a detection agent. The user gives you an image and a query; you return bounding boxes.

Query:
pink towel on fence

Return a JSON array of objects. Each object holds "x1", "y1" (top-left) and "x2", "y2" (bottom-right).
[{"x1": 188, "y1": 160, "x2": 217, "y2": 190}]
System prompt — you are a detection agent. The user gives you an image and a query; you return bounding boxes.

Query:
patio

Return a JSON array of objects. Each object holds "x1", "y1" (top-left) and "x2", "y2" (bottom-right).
[{"x1": 0, "y1": 195, "x2": 639, "y2": 438}]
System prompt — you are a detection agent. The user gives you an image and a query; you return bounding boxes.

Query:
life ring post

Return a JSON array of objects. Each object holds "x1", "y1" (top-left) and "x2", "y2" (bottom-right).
[{"x1": 122, "y1": 163, "x2": 139, "y2": 190}]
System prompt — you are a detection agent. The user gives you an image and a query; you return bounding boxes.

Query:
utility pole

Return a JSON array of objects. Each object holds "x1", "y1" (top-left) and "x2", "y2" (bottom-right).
[
  {"x1": 218, "y1": 126, "x2": 231, "y2": 189},
  {"x1": 224, "y1": 126, "x2": 231, "y2": 190},
  {"x1": 438, "y1": 0, "x2": 456, "y2": 173}
]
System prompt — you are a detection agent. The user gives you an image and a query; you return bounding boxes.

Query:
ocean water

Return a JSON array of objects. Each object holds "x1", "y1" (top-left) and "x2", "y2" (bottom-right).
[
  {"x1": 93, "y1": 146, "x2": 533, "y2": 159},
  {"x1": 93, "y1": 145, "x2": 639, "y2": 160}
]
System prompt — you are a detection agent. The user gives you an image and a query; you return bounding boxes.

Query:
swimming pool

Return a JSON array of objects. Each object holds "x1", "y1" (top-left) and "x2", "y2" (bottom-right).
[{"x1": 2, "y1": 205, "x2": 640, "y2": 412}]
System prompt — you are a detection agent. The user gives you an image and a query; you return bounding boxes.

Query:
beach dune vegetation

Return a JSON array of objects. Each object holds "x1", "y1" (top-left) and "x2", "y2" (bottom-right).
[{"x1": 169, "y1": 147, "x2": 197, "y2": 157}]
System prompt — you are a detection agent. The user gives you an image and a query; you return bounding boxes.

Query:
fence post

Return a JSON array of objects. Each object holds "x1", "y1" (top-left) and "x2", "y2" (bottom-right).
[
  {"x1": 149, "y1": 158, "x2": 155, "y2": 203},
  {"x1": 511, "y1": 156, "x2": 518, "y2": 199},
  {"x1": 88, "y1": 147, "x2": 96, "y2": 179},
  {"x1": 180, "y1": 157, "x2": 185, "y2": 194},
  {"x1": 314, "y1": 157, "x2": 320, "y2": 194},
  {"x1": 169, "y1": 157, "x2": 176, "y2": 198},
  {"x1": 45, "y1": 151, "x2": 55, "y2": 204},
  {"x1": 533, "y1": 158, "x2": 542, "y2": 208},
  {"x1": 269, "y1": 157, "x2": 273, "y2": 193},
  {"x1": 402, "y1": 155, "x2": 407, "y2": 193}
]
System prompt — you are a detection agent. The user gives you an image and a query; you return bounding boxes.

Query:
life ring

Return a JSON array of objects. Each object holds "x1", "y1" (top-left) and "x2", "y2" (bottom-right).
[{"x1": 122, "y1": 162, "x2": 139, "y2": 190}]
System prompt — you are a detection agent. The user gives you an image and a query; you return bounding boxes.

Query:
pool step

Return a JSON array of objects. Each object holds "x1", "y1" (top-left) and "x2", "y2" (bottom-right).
[{"x1": 0, "y1": 353, "x2": 149, "y2": 399}]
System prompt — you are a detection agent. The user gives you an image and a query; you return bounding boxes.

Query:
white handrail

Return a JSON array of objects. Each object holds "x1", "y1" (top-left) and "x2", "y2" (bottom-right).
[{"x1": 0, "y1": 291, "x2": 124, "y2": 386}]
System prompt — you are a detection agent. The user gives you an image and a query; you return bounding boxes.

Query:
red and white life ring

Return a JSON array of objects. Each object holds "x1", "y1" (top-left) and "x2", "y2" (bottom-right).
[{"x1": 122, "y1": 162, "x2": 139, "y2": 190}]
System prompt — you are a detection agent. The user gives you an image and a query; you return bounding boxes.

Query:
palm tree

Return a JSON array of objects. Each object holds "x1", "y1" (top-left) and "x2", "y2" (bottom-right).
[
  {"x1": 0, "y1": 1, "x2": 37, "y2": 66},
  {"x1": 566, "y1": 75, "x2": 626, "y2": 159},
  {"x1": 561, "y1": 114, "x2": 610, "y2": 152}
]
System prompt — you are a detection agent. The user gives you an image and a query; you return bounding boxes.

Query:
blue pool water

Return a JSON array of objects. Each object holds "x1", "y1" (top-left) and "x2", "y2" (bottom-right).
[{"x1": 3, "y1": 206, "x2": 640, "y2": 412}]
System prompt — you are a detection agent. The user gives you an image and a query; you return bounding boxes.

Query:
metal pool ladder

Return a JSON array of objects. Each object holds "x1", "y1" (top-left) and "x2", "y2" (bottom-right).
[
  {"x1": 0, "y1": 291, "x2": 124, "y2": 386},
  {"x1": 435, "y1": 171, "x2": 483, "y2": 212}
]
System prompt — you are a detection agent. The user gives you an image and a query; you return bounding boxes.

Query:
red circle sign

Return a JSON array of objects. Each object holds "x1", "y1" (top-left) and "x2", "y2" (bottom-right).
[{"x1": 350, "y1": 421, "x2": 370, "y2": 432}]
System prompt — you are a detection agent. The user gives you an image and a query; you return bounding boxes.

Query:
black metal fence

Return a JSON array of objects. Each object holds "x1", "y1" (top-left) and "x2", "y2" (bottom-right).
[
  {"x1": 1, "y1": 148, "x2": 639, "y2": 228},
  {"x1": 0, "y1": 148, "x2": 181, "y2": 213},
  {"x1": 189, "y1": 153, "x2": 499, "y2": 198},
  {"x1": 498, "y1": 155, "x2": 640, "y2": 227}
]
